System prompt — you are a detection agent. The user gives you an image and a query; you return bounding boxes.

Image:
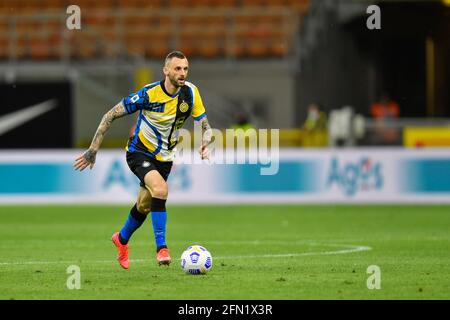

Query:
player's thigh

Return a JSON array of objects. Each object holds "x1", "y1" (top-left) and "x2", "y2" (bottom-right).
[
  {"x1": 136, "y1": 186, "x2": 152, "y2": 214},
  {"x1": 144, "y1": 170, "x2": 168, "y2": 199}
]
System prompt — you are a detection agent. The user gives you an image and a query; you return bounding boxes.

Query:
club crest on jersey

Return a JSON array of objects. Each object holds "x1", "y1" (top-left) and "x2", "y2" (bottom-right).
[{"x1": 179, "y1": 101, "x2": 189, "y2": 113}]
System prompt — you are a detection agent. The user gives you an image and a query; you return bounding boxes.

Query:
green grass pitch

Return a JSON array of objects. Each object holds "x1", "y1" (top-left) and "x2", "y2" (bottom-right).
[{"x1": 0, "y1": 205, "x2": 449, "y2": 299}]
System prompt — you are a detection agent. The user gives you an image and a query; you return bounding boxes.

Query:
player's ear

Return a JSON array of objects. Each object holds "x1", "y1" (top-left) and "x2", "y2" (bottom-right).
[{"x1": 163, "y1": 65, "x2": 169, "y2": 76}]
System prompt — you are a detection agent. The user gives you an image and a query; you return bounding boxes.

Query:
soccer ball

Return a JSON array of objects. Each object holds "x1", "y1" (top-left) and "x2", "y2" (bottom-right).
[{"x1": 180, "y1": 245, "x2": 213, "y2": 275}]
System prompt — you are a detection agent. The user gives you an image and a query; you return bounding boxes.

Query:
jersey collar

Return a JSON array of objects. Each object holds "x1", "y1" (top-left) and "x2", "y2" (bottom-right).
[{"x1": 160, "y1": 80, "x2": 181, "y2": 98}]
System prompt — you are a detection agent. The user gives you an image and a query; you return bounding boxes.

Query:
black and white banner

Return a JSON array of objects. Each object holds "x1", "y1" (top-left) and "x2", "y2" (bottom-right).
[{"x1": 0, "y1": 82, "x2": 73, "y2": 148}]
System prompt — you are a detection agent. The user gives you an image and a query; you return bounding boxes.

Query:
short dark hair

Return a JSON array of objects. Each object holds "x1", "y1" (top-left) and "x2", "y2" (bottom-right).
[{"x1": 165, "y1": 50, "x2": 186, "y2": 65}]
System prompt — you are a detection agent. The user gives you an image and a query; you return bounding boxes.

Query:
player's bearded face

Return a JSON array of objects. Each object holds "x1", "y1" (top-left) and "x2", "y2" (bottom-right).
[
  {"x1": 166, "y1": 58, "x2": 188, "y2": 88},
  {"x1": 169, "y1": 72, "x2": 184, "y2": 88}
]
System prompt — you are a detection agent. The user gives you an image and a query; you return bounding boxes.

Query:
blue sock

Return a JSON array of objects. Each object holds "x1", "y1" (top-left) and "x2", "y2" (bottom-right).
[
  {"x1": 119, "y1": 204, "x2": 146, "y2": 244},
  {"x1": 150, "y1": 198, "x2": 167, "y2": 252}
]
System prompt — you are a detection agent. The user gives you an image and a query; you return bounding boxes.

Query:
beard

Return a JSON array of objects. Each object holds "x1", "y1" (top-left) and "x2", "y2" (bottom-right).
[{"x1": 169, "y1": 74, "x2": 185, "y2": 88}]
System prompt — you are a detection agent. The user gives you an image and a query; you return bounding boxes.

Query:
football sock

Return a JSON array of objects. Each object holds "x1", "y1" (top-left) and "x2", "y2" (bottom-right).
[
  {"x1": 119, "y1": 204, "x2": 147, "y2": 245},
  {"x1": 150, "y1": 198, "x2": 167, "y2": 252}
]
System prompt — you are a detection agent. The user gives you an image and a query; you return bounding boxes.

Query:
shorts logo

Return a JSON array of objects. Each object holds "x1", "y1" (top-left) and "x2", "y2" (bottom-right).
[
  {"x1": 142, "y1": 161, "x2": 150, "y2": 168},
  {"x1": 179, "y1": 101, "x2": 189, "y2": 113}
]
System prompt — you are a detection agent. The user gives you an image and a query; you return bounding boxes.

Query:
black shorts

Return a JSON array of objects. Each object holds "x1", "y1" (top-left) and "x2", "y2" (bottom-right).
[{"x1": 126, "y1": 151, "x2": 173, "y2": 188}]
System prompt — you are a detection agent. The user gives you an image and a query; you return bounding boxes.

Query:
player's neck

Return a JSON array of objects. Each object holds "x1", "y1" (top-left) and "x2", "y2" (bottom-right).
[{"x1": 163, "y1": 78, "x2": 180, "y2": 96}]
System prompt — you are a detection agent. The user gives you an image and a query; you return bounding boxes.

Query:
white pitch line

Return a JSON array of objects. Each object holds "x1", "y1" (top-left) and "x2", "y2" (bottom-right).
[
  {"x1": 215, "y1": 244, "x2": 372, "y2": 260},
  {"x1": 0, "y1": 243, "x2": 371, "y2": 266}
]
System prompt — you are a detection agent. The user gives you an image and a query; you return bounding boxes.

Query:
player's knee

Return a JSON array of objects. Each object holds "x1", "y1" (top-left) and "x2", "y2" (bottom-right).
[
  {"x1": 136, "y1": 202, "x2": 151, "y2": 214},
  {"x1": 151, "y1": 183, "x2": 168, "y2": 199}
]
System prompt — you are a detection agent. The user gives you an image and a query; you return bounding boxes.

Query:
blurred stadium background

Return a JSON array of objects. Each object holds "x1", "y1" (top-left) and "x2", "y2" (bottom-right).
[
  {"x1": 0, "y1": 0, "x2": 449, "y2": 300},
  {"x1": 0, "y1": 0, "x2": 449, "y2": 149}
]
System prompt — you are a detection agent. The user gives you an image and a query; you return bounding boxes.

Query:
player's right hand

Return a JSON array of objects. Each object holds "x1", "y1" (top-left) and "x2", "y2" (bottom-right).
[{"x1": 74, "y1": 149, "x2": 96, "y2": 171}]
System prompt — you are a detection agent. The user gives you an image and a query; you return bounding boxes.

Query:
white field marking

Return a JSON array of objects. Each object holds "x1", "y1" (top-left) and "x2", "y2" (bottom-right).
[
  {"x1": 0, "y1": 242, "x2": 371, "y2": 266},
  {"x1": 215, "y1": 244, "x2": 372, "y2": 260}
]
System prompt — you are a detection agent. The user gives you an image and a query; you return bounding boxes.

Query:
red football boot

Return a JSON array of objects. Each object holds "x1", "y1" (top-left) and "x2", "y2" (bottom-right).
[
  {"x1": 111, "y1": 232, "x2": 130, "y2": 269},
  {"x1": 156, "y1": 248, "x2": 171, "y2": 266}
]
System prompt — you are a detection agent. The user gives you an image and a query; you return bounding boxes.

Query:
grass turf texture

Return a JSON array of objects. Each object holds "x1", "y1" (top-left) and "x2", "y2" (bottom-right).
[{"x1": 0, "y1": 205, "x2": 449, "y2": 300}]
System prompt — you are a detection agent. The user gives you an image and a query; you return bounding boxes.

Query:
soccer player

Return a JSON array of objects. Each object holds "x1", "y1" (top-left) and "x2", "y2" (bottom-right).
[{"x1": 74, "y1": 51, "x2": 212, "y2": 269}]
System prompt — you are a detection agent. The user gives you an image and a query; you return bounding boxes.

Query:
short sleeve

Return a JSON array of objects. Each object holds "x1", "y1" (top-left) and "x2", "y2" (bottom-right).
[
  {"x1": 191, "y1": 86, "x2": 206, "y2": 121},
  {"x1": 122, "y1": 86, "x2": 150, "y2": 114}
]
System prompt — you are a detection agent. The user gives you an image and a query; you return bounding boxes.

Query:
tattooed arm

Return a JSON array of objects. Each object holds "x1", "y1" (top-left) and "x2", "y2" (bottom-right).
[
  {"x1": 198, "y1": 116, "x2": 212, "y2": 160},
  {"x1": 74, "y1": 102, "x2": 128, "y2": 171}
]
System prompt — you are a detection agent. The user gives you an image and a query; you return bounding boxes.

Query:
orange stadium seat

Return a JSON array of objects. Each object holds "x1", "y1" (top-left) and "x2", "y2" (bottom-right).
[
  {"x1": 178, "y1": 32, "x2": 199, "y2": 57},
  {"x1": 15, "y1": 20, "x2": 37, "y2": 34},
  {"x1": 151, "y1": 16, "x2": 173, "y2": 31},
  {"x1": 246, "y1": 37, "x2": 269, "y2": 57},
  {"x1": 29, "y1": 38, "x2": 51, "y2": 60},
  {"x1": 125, "y1": 34, "x2": 147, "y2": 57},
  {"x1": 203, "y1": 15, "x2": 226, "y2": 29},
  {"x1": 241, "y1": 0, "x2": 267, "y2": 7},
  {"x1": 0, "y1": 0, "x2": 303, "y2": 60},
  {"x1": 0, "y1": 38, "x2": 9, "y2": 59},
  {"x1": 12, "y1": 38, "x2": 28, "y2": 59},
  {"x1": 146, "y1": 32, "x2": 171, "y2": 58},
  {"x1": 137, "y1": 0, "x2": 165, "y2": 9},
  {"x1": 190, "y1": 0, "x2": 211, "y2": 7},
  {"x1": 214, "y1": 0, "x2": 236, "y2": 8},
  {"x1": 123, "y1": 14, "x2": 151, "y2": 31},
  {"x1": 179, "y1": 15, "x2": 203, "y2": 29},
  {"x1": 270, "y1": 35, "x2": 290, "y2": 57},
  {"x1": 169, "y1": 0, "x2": 191, "y2": 8},
  {"x1": 196, "y1": 31, "x2": 225, "y2": 58},
  {"x1": 70, "y1": 33, "x2": 98, "y2": 59},
  {"x1": 268, "y1": 0, "x2": 287, "y2": 7},
  {"x1": 286, "y1": 0, "x2": 310, "y2": 13},
  {"x1": 227, "y1": 33, "x2": 248, "y2": 58},
  {"x1": 0, "y1": 20, "x2": 8, "y2": 35},
  {"x1": 44, "y1": 0, "x2": 65, "y2": 10},
  {"x1": 48, "y1": 32, "x2": 63, "y2": 59}
]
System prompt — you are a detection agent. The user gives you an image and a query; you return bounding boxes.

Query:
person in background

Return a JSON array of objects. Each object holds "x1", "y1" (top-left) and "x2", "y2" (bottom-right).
[
  {"x1": 302, "y1": 103, "x2": 327, "y2": 147},
  {"x1": 232, "y1": 112, "x2": 255, "y2": 131},
  {"x1": 370, "y1": 94, "x2": 400, "y2": 144}
]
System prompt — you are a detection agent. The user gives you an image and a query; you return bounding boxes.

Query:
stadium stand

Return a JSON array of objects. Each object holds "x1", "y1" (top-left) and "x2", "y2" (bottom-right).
[{"x1": 0, "y1": 0, "x2": 309, "y2": 60}]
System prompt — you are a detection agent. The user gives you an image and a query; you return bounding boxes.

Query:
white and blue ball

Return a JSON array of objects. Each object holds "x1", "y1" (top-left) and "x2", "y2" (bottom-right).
[{"x1": 180, "y1": 245, "x2": 213, "y2": 275}]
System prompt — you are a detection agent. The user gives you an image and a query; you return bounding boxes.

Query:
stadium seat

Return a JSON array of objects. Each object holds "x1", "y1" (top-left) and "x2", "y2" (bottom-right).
[
  {"x1": 125, "y1": 33, "x2": 147, "y2": 58},
  {"x1": 241, "y1": 0, "x2": 268, "y2": 7},
  {"x1": 197, "y1": 31, "x2": 225, "y2": 58},
  {"x1": 146, "y1": 34, "x2": 171, "y2": 59},
  {"x1": 44, "y1": 0, "x2": 65, "y2": 10},
  {"x1": 70, "y1": 33, "x2": 98, "y2": 59},
  {"x1": 178, "y1": 32, "x2": 199, "y2": 57},
  {"x1": 0, "y1": 0, "x2": 306, "y2": 60},
  {"x1": 99, "y1": 31, "x2": 120, "y2": 59},
  {"x1": 169, "y1": 0, "x2": 191, "y2": 8},
  {"x1": 209, "y1": 0, "x2": 236, "y2": 8},
  {"x1": 286, "y1": 0, "x2": 310, "y2": 13},
  {"x1": 29, "y1": 38, "x2": 51, "y2": 60},
  {"x1": 0, "y1": 38, "x2": 9, "y2": 59},
  {"x1": 271, "y1": 37, "x2": 289, "y2": 57}
]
